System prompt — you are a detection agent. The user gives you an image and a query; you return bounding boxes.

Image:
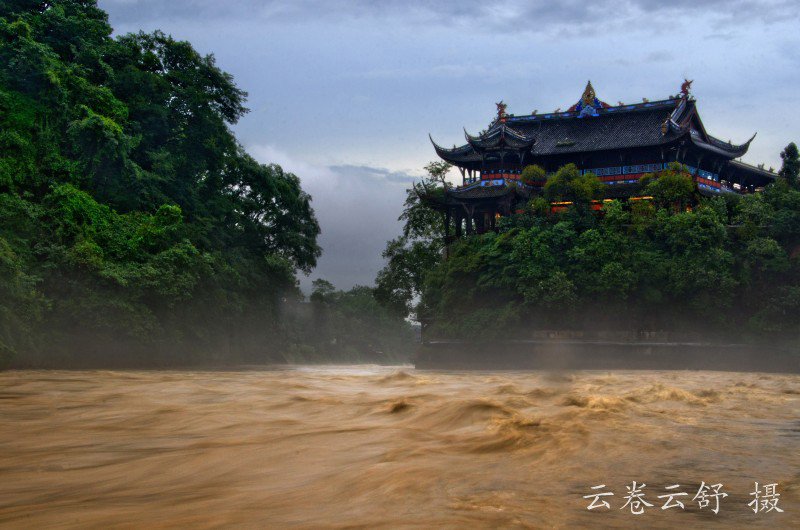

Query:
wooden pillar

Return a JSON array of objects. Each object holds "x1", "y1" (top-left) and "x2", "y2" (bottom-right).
[
  {"x1": 464, "y1": 205, "x2": 474, "y2": 235},
  {"x1": 455, "y1": 210, "x2": 462, "y2": 237},
  {"x1": 444, "y1": 209, "x2": 451, "y2": 240},
  {"x1": 476, "y1": 211, "x2": 485, "y2": 234}
]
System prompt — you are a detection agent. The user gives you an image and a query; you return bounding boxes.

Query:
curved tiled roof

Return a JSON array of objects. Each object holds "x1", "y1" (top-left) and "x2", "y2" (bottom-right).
[
  {"x1": 464, "y1": 123, "x2": 536, "y2": 151},
  {"x1": 430, "y1": 135, "x2": 482, "y2": 163},
  {"x1": 520, "y1": 105, "x2": 681, "y2": 155},
  {"x1": 432, "y1": 97, "x2": 755, "y2": 164}
]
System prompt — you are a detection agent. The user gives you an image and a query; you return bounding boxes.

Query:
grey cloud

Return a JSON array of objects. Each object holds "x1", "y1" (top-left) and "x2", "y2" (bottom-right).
[
  {"x1": 704, "y1": 33, "x2": 736, "y2": 41},
  {"x1": 99, "y1": 0, "x2": 485, "y2": 25},
  {"x1": 354, "y1": 61, "x2": 542, "y2": 83},
  {"x1": 100, "y1": 0, "x2": 797, "y2": 31},
  {"x1": 644, "y1": 51, "x2": 674, "y2": 63},
  {"x1": 328, "y1": 165, "x2": 418, "y2": 184},
  {"x1": 299, "y1": 164, "x2": 415, "y2": 293}
]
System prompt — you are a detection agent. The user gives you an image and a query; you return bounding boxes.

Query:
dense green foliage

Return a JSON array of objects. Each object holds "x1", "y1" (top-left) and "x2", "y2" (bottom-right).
[
  {"x1": 0, "y1": 1, "x2": 411, "y2": 367},
  {"x1": 640, "y1": 163, "x2": 695, "y2": 210},
  {"x1": 520, "y1": 164, "x2": 545, "y2": 186},
  {"x1": 382, "y1": 159, "x2": 800, "y2": 344},
  {"x1": 543, "y1": 163, "x2": 602, "y2": 206},
  {"x1": 780, "y1": 142, "x2": 799, "y2": 189},
  {"x1": 374, "y1": 162, "x2": 449, "y2": 319}
]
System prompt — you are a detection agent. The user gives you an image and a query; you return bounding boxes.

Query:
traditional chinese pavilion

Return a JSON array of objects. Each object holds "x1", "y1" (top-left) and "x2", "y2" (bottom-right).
[{"x1": 428, "y1": 81, "x2": 776, "y2": 237}]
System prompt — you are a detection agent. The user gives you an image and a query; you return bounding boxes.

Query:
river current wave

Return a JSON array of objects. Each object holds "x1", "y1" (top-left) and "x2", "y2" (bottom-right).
[{"x1": 1, "y1": 366, "x2": 797, "y2": 528}]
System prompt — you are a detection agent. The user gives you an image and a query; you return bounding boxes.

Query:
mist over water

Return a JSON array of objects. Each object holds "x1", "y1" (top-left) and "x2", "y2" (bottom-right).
[{"x1": 1, "y1": 365, "x2": 798, "y2": 528}]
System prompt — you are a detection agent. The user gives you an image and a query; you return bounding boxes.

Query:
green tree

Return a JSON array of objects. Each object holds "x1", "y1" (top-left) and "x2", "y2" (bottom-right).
[
  {"x1": 543, "y1": 163, "x2": 602, "y2": 206},
  {"x1": 374, "y1": 162, "x2": 450, "y2": 319},
  {"x1": 294, "y1": 280, "x2": 413, "y2": 363},
  {"x1": 310, "y1": 278, "x2": 335, "y2": 303},
  {"x1": 520, "y1": 164, "x2": 545, "y2": 186},
  {"x1": 640, "y1": 162, "x2": 695, "y2": 211},
  {"x1": 779, "y1": 142, "x2": 800, "y2": 189},
  {"x1": 0, "y1": 1, "x2": 325, "y2": 367}
]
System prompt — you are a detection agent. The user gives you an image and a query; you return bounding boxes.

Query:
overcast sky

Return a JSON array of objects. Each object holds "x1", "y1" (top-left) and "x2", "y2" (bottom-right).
[{"x1": 99, "y1": 0, "x2": 800, "y2": 292}]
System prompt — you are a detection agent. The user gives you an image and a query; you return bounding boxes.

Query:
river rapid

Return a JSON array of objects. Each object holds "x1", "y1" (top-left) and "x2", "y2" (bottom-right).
[{"x1": 0, "y1": 366, "x2": 798, "y2": 528}]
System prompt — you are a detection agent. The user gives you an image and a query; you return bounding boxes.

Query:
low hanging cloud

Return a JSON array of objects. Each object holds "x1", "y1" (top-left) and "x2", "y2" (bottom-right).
[{"x1": 249, "y1": 145, "x2": 417, "y2": 294}]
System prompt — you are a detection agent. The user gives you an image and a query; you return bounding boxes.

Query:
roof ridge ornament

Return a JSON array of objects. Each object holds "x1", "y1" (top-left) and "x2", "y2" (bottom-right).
[
  {"x1": 495, "y1": 101, "x2": 507, "y2": 123},
  {"x1": 581, "y1": 81, "x2": 596, "y2": 106},
  {"x1": 569, "y1": 80, "x2": 609, "y2": 117},
  {"x1": 680, "y1": 78, "x2": 693, "y2": 100}
]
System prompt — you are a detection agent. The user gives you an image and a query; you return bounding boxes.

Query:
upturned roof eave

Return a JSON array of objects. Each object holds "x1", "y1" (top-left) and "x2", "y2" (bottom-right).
[
  {"x1": 430, "y1": 134, "x2": 481, "y2": 163},
  {"x1": 689, "y1": 133, "x2": 752, "y2": 159}
]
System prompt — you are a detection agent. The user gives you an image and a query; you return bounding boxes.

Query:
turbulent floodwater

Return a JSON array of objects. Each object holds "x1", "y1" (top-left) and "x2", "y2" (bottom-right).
[{"x1": 0, "y1": 366, "x2": 798, "y2": 528}]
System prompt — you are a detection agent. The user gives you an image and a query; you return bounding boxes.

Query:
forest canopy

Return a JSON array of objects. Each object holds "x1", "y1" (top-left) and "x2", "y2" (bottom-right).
[{"x1": 0, "y1": 1, "x2": 412, "y2": 367}]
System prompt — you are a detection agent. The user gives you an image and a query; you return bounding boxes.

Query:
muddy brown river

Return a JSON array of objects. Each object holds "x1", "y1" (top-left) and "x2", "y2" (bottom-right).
[{"x1": 0, "y1": 367, "x2": 797, "y2": 528}]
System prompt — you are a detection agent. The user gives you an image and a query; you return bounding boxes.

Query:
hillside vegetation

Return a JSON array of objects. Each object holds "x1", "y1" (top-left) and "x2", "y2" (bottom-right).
[
  {"x1": 0, "y1": 1, "x2": 412, "y2": 367},
  {"x1": 378, "y1": 158, "x2": 800, "y2": 344}
]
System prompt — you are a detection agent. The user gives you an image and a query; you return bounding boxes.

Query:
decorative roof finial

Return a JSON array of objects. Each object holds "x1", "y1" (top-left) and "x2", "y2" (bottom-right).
[
  {"x1": 581, "y1": 81, "x2": 596, "y2": 107},
  {"x1": 569, "y1": 80, "x2": 609, "y2": 116},
  {"x1": 680, "y1": 78, "x2": 693, "y2": 99},
  {"x1": 495, "y1": 101, "x2": 507, "y2": 123}
]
